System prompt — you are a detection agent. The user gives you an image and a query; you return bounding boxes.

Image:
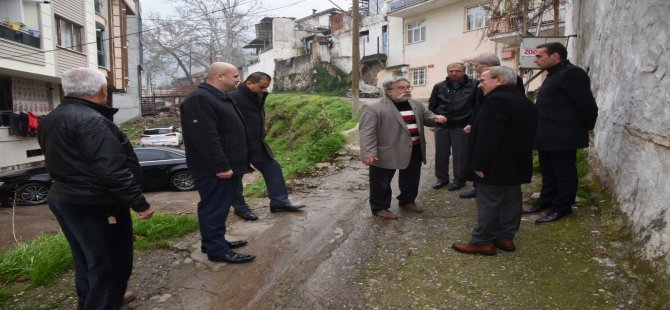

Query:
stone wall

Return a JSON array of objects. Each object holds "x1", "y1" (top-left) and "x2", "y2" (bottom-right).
[
  {"x1": 570, "y1": 0, "x2": 670, "y2": 272},
  {"x1": 273, "y1": 54, "x2": 314, "y2": 92}
]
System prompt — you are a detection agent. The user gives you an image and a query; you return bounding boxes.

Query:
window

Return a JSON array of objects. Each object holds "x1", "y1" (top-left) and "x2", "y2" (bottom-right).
[
  {"x1": 407, "y1": 20, "x2": 425, "y2": 44},
  {"x1": 464, "y1": 61, "x2": 478, "y2": 79},
  {"x1": 409, "y1": 67, "x2": 427, "y2": 86},
  {"x1": 56, "y1": 17, "x2": 83, "y2": 52},
  {"x1": 466, "y1": 4, "x2": 490, "y2": 31},
  {"x1": 134, "y1": 149, "x2": 169, "y2": 162}
]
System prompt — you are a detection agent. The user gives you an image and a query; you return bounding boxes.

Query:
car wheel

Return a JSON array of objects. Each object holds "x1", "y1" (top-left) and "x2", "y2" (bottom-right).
[
  {"x1": 346, "y1": 90, "x2": 352, "y2": 98},
  {"x1": 169, "y1": 170, "x2": 195, "y2": 191},
  {"x1": 16, "y1": 182, "x2": 49, "y2": 205}
]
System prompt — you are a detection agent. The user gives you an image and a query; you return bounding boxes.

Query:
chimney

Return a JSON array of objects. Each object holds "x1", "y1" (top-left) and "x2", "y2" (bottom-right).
[{"x1": 312, "y1": 9, "x2": 317, "y2": 15}]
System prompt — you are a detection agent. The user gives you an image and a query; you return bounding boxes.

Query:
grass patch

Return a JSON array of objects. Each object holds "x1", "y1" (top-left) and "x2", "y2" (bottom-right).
[
  {"x1": 244, "y1": 94, "x2": 357, "y2": 197},
  {"x1": 0, "y1": 234, "x2": 71, "y2": 286},
  {"x1": 132, "y1": 213, "x2": 199, "y2": 250},
  {"x1": 0, "y1": 212, "x2": 198, "y2": 288}
]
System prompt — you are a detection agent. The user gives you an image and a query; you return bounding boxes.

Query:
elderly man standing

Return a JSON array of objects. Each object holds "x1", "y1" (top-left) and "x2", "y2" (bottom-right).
[
  {"x1": 524, "y1": 42, "x2": 598, "y2": 224},
  {"x1": 38, "y1": 67, "x2": 155, "y2": 309},
  {"x1": 180, "y1": 62, "x2": 255, "y2": 263},
  {"x1": 428, "y1": 62, "x2": 477, "y2": 191},
  {"x1": 359, "y1": 77, "x2": 447, "y2": 220},
  {"x1": 460, "y1": 52, "x2": 525, "y2": 199},
  {"x1": 228, "y1": 72, "x2": 305, "y2": 221},
  {"x1": 452, "y1": 66, "x2": 537, "y2": 255}
]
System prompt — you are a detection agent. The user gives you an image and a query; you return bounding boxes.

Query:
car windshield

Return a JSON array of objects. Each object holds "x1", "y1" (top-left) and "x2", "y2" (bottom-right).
[{"x1": 144, "y1": 128, "x2": 172, "y2": 135}]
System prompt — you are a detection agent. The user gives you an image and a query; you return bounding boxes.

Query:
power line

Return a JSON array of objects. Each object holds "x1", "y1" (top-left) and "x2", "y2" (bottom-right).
[{"x1": 0, "y1": 0, "x2": 308, "y2": 61}]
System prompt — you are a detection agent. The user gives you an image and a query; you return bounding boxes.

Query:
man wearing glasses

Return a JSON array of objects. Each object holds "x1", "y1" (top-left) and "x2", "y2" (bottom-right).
[
  {"x1": 428, "y1": 63, "x2": 477, "y2": 191},
  {"x1": 359, "y1": 77, "x2": 447, "y2": 220}
]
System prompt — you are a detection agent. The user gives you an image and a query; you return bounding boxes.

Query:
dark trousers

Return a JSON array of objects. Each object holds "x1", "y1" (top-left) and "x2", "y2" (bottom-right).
[
  {"x1": 537, "y1": 150, "x2": 578, "y2": 213},
  {"x1": 434, "y1": 126, "x2": 469, "y2": 184},
  {"x1": 194, "y1": 175, "x2": 240, "y2": 256},
  {"x1": 369, "y1": 145, "x2": 422, "y2": 213},
  {"x1": 48, "y1": 198, "x2": 132, "y2": 310},
  {"x1": 471, "y1": 184, "x2": 522, "y2": 244},
  {"x1": 232, "y1": 159, "x2": 290, "y2": 211}
]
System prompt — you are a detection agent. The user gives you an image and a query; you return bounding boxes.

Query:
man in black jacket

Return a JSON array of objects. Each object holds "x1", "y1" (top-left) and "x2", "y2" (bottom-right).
[
  {"x1": 524, "y1": 42, "x2": 598, "y2": 224},
  {"x1": 38, "y1": 67, "x2": 155, "y2": 309},
  {"x1": 428, "y1": 63, "x2": 476, "y2": 191},
  {"x1": 460, "y1": 52, "x2": 525, "y2": 199},
  {"x1": 180, "y1": 62, "x2": 255, "y2": 263},
  {"x1": 228, "y1": 72, "x2": 304, "y2": 219},
  {"x1": 452, "y1": 66, "x2": 537, "y2": 255}
]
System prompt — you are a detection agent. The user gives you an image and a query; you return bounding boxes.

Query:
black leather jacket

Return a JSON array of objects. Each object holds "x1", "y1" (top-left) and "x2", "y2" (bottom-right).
[
  {"x1": 37, "y1": 97, "x2": 149, "y2": 211},
  {"x1": 428, "y1": 76, "x2": 477, "y2": 128}
]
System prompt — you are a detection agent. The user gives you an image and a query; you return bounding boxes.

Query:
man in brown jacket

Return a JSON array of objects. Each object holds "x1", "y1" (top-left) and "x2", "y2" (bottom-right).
[{"x1": 359, "y1": 77, "x2": 447, "y2": 220}]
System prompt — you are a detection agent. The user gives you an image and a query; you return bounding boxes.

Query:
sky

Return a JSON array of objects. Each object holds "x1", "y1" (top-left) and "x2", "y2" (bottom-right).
[{"x1": 140, "y1": 0, "x2": 352, "y2": 20}]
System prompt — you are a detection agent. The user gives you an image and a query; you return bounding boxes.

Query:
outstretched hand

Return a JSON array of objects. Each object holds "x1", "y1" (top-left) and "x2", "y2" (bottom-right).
[{"x1": 434, "y1": 115, "x2": 447, "y2": 124}]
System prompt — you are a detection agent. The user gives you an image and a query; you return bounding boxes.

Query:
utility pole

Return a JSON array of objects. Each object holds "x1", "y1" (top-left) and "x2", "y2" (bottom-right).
[
  {"x1": 553, "y1": 0, "x2": 560, "y2": 36},
  {"x1": 351, "y1": 0, "x2": 361, "y2": 116}
]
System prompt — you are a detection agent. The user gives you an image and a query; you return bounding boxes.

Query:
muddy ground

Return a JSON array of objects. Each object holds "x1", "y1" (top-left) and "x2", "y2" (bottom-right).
[{"x1": 2, "y1": 132, "x2": 670, "y2": 309}]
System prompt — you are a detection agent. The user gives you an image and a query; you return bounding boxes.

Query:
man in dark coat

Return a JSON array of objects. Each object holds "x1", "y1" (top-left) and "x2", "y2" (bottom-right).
[
  {"x1": 524, "y1": 42, "x2": 598, "y2": 224},
  {"x1": 428, "y1": 62, "x2": 477, "y2": 191},
  {"x1": 228, "y1": 72, "x2": 305, "y2": 219},
  {"x1": 38, "y1": 67, "x2": 155, "y2": 309},
  {"x1": 180, "y1": 62, "x2": 255, "y2": 263},
  {"x1": 460, "y1": 52, "x2": 525, "y2": 199},
  {"x1": 452, "y1": 66, "x2": 537, "y2": 255}
]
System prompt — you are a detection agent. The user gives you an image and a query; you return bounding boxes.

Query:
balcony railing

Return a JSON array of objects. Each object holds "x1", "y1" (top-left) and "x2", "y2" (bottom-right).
[
  {"x1": 0, "y1": 22, "x2": 40, "y2": 49},
  {"x1": 389, "y1": 0, "x2": 429, "y2": 12}
]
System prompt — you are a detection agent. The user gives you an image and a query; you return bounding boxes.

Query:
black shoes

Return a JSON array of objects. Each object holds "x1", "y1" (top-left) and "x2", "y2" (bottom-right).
[
  {"x1": 270, "y1": 204, "x2": 305, "y2": 213},
  {"x1": 207, "y1": 251, "x2": 256, "y2": 263},
  {"x1": 201, "y1": 240, "x2": 248, "y2": 253},
  {"x1": 535, "y1": 209, "x2": 573, "y2": 224},
  {"x1": 522, "y1": 203, "x2": 551, "y2": 214},
  {"x1": 234, "y1": 209, "x2": 259, "y2": 221},
  {"x1": 459, "y1": 189, "x2": 477, "y2": 199},
  {"x1": 432, "y1": 180, "x2": 449, "y2": 189},
  {"x1": 447, "y1": 182, "x2": 465, "y2": 191}
]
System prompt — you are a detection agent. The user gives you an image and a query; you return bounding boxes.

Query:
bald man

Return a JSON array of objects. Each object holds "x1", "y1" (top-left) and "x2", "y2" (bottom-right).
[{"x1": 180, "y1": 62, "x2": 256, "y2": 263}]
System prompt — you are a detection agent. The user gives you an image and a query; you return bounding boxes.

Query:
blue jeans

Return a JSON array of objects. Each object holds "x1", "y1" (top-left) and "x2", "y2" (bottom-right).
[
  {"x1": 194, "y1": 175, "x2": 240, "y2": 255},
  {"x1": 48, "y1": 198, "x2": 133, "y2": 310},
  {"x1": 232, "y1": 159, "x2": 290, "y2": 211}
]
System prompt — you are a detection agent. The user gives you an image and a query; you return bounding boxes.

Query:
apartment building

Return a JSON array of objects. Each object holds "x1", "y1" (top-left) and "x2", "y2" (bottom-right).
[
  {"x1": 379, "y1": 0, "x2": 564, "y2": 99},
  {"x1": 0, "y1": 0, "x2": 142, "y2": 173}
]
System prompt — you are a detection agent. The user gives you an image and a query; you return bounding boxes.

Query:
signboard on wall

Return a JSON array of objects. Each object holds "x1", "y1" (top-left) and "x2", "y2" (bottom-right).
[{"x1": 519, "y1": 37, "x2": 568, "y2": 69}]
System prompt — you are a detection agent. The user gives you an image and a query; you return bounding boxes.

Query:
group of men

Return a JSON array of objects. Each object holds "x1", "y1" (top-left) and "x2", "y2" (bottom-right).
[
  {"x1": 38, "y1": 63, "x2": 304, "y2": 307},
  {"x1": 359, "y1": 42, "x2": 598, "y2": 256}
]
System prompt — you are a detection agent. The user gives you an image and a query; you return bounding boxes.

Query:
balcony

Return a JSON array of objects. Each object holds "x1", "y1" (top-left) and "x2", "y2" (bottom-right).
[
  {"x1": 0, "y1": 22, "x2": 40, "y2": 49},
  {"x1": 388, "y1": 0, "x2": 459, "y2": 18},
  {"x1": 487, "y1": 1, "x2": 566, "y2": 45}
]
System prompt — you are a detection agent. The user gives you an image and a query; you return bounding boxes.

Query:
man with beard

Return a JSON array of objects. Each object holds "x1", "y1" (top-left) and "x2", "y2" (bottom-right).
[{"x1": 359, "y1": 77, "x2": 447, "y2": 220}]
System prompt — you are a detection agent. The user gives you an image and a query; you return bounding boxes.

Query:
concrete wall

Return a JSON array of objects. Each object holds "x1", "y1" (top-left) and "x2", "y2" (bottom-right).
[
  {"x1": 570, "y1": 0, "x2": 670, "y2": 273},
  {"x1": 112, "y1": 14, "x2": 142, "y2": 124},
  {"x1": 247, "y1": 49, "x2": 276, "y2": 91},
  {"x1": 272, "y1": 18, "x2": 301, "y2": 61},
  {"x1": 273, "y1": 55, "x2": 313, "y2": 92}
]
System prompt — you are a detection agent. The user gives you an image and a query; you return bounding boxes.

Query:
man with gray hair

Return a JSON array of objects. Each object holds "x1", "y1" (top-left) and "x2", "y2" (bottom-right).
[
  {"x1": 359, "y1": 77, "x2": 447, "y2": 220},
  {"x1": 38, "y1": 67, "x2": 155, "y2": 308},
  {"x1": 428, "y1": 62, "x2": 477, "y2": 191},
  {"x1": 452, "y1": 66, "x2": 537, "y2": 255},
  {"x1": 460, "y1": 52, "x2": 525, "y2": 199}
]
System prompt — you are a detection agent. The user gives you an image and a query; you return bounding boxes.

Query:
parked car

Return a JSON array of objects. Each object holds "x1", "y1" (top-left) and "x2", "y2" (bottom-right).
[
  {"x1": 0, "y1": 167, "x2": 52, "y2": 206},
  {"x1": 140, "y1": 126, "x2": 182, "y2": 147},
  {"x1": 0, "y1": 147, "x2": 194, "y2": 206},
  {"x1": 346, "y1": 81, "x2": 382, "y2": 98},
  {"x1": 134, "y1": 147, "x2": 194, "y2": 192}
]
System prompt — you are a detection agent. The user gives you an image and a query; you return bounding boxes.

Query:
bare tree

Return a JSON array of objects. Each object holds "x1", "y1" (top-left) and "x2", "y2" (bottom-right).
[{"x1": 142, "y1": 0, "x2": 261, "y2": 86}]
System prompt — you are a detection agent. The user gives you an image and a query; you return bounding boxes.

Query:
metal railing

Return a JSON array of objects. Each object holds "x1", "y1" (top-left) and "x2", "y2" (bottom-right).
[{"x1": 0, "y1": 22, "x2": 40, "y2": 49}]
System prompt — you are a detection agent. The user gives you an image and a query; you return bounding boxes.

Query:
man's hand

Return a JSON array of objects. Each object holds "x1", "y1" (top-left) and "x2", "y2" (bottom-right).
[
  {"x1": 463, "y1": 125, "x2": 471, "y2": 134},
  {"x1": 215, "y1": 170, "x2": 234, "y2": 179},
  {"x1": 361, "y1": 156, "x2": 378, "y2": 166},
  {"x1": 136, "y1": 206, "x2": 155, "y2": 220},
  {"x1": 474, "y1": 170, "x2": 485, "y2": 178},
  {"x1": 434, "y1": 115, "x2": 447, "y2": 124}
]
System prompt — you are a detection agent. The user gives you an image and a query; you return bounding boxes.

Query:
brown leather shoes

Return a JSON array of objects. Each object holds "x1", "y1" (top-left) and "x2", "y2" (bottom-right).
[
  {"x1": 494, "y1": 239, "x2": 516, "y2": 252},
  {"x1": 451, "y1": 242, "x2": 496, "y2": 255},
  {"x1": 399, "y1": 202, "x2": 424, "y2": 213},
  {"x1": 373, "y1": 209, "x2": 398, "y2": 220}
]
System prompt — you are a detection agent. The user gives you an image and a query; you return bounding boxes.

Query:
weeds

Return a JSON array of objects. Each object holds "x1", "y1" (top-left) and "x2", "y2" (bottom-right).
[{"x1": 132, "y1": 213, "x2": 199, "y2": 250}]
